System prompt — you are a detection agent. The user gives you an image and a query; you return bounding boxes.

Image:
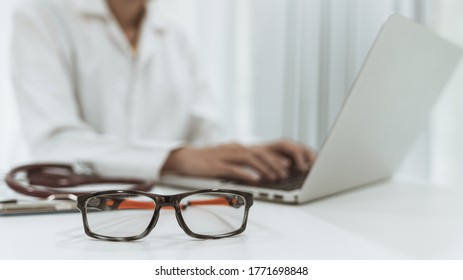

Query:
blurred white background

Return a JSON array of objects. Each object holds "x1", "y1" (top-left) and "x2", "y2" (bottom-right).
[{"x1": 1, "y1": 0, "x2": 463, "y2": 186}]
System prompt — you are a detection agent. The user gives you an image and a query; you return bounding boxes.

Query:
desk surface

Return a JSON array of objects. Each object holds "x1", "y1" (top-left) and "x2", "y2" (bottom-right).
[{"x1": 1, "y1": 178, "x2": 463, "y2": 260}]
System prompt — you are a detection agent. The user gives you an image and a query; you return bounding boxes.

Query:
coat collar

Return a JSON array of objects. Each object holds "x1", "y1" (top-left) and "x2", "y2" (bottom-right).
[
  {"x1": 74, "y1": 0, "x2": 168, "y2": 33},
  {"x1": 74, "y1": 0, "x2": 108, "y2": 18},
  {"x1": 73, "y1": 0, "x2": 169, "y2": 63}
]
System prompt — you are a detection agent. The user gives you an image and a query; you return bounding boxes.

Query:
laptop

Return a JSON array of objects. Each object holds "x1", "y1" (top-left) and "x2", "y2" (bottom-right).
[{"x1": 160, "y1": 14, "x2": 463, "y2": 204}]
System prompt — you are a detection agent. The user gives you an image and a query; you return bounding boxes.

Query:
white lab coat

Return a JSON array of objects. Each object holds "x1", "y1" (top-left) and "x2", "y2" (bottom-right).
[{"x1": 11, "y1": 0, "x2": 224, "y2": 179}]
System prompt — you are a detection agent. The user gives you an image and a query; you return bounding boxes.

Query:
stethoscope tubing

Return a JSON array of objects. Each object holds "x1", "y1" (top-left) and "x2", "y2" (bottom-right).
[{"x1": 5, "y1": 163, "x2": 155, "y2": 199}]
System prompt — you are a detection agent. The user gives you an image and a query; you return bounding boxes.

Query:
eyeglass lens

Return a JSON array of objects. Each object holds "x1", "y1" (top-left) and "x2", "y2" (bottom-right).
[
  {"x1": 84, "y1": 192, "x2": 247, "y2": 239},
  {"x1": 179, "y1": 192, "x2": 246, "y2": 236},
  {"x1": 85, "y1": 193, "x2": 155, "y2": 238}
]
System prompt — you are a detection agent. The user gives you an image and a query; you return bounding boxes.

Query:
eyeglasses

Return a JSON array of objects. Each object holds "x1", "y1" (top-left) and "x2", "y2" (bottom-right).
[{"x1": 77, "y1": 189, "x2": 253, "y2": 241}]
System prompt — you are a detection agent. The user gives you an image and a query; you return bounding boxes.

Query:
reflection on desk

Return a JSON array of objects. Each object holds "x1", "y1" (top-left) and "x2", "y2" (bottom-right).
[{"x1": 1, "y1": 178, "x2": 463, "y2": 260}]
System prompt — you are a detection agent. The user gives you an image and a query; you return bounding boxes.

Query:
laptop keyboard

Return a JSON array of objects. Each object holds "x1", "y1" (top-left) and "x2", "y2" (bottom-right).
[{"x1": 229, "y1": 169, "x2": 309, "y2": 191}]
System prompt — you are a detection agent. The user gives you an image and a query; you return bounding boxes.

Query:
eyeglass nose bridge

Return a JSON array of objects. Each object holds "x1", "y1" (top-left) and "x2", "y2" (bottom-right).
[
  {"x1": 156, "y1": 195, "x2": 179, "y2": 209},
  {"x1": 153, "y1": 195, "x2": 190, "y2": 236}
]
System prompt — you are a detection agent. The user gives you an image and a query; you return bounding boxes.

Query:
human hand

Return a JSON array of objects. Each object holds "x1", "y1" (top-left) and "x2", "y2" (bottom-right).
[
  {"x1": 250, "y1": 139, "x2": 316, "y2": 174},
  {"x1": 160, "y1": 140, "x2": 316, "y2": 183}
]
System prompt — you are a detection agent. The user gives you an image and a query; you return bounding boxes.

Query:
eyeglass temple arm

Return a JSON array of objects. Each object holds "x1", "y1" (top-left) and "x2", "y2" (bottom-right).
[
  {"x1": 93, "y1": 196, "x2": 244, "y2": 210},
  {"x1": 183, "y1": 196, "x2": 244, "y2": 209}
]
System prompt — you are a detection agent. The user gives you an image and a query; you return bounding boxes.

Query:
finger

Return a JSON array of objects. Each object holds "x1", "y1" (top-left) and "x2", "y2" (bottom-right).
[
  {"x1": 222, "y1": 145, "x2": 278, "y2": 181},
  {"x1": 253, "y1": 149, "x2": 290, "y2": 179},
  {"x1": 276, "y1": 142, "x2": 309, "y2": 172},
  {"x1": 304, "y1": 148, "x2": 317, "y2": 167},
  {"x1": 226, "y1": 149, "x2": 278, "y2": 181},
  {"x1": 214, "y1": 163, "x2": 261, "y2": 182}
]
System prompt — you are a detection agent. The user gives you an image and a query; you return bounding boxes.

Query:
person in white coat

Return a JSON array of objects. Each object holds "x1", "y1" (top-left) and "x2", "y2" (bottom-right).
[{"x1": 11, "y1": 0, "x2": 315, "y2": 183}]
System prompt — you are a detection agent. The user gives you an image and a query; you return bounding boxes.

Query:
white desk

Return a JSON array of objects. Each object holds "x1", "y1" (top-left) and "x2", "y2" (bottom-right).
[{"x1": 1, "y1": 178, "x2": 463, "y2": 260}]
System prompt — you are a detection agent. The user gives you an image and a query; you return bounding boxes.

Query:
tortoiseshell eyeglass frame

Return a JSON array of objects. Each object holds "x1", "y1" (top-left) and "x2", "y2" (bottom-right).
[{"x1": 77, "y1": 189, "x2": 253, "y2": 241}]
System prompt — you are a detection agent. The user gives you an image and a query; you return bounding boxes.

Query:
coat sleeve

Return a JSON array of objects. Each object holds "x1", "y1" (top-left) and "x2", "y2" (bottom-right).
[
  {"x1": 10, "y1": 4, "x2": 182, "y2": 180},
  {"x1": 172, "y1": 27, "x2": 230, "y2": 147}
]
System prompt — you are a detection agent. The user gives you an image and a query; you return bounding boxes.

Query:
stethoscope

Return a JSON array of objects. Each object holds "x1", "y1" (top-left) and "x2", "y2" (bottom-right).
[{"x1": 4, "y1": 162, "x2": 155, "y2": 200}]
